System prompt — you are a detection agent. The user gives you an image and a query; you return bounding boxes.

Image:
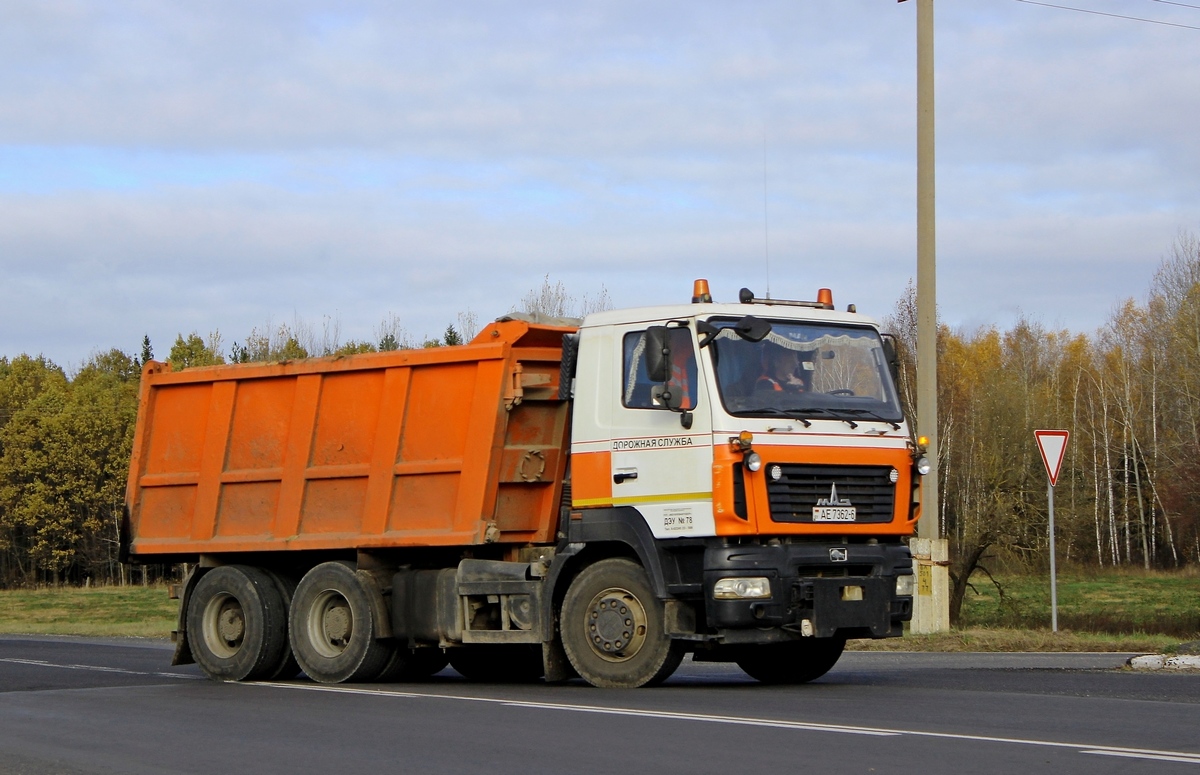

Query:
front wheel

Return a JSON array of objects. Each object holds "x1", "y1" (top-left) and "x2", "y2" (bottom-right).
[
  {"x1": 560, "y1": 558, "x2": 683, "y2": 688},
  {"x1": 735, "y1": 637, "x2": 846, "y2": 684}
]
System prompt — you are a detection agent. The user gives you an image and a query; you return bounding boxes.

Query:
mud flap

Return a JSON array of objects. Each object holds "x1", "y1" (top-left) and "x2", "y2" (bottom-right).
[
  {"x1": 542, "y1": 637, "x2": 576, "y2": 683},
  {"x1": 170, "y1": 565, "x2": 200, "y2": 666}
]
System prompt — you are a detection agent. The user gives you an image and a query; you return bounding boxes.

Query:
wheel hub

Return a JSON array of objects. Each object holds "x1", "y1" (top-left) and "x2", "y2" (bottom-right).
[
  {"x1": 585, "y1": 587, "x2": 648, "y2": 663},
  {"x1": 201, "y1": 593, "x2": 246, "y2": 659},
  {"x1": 322, "y1": 604, "x2": 352, "y2": 646},
  {"x1": 217, "y1": 603, "x2": 245, "y2": 645},
  {"x1": 306, "y1": 589, "x2": 355, "y2": 658}
]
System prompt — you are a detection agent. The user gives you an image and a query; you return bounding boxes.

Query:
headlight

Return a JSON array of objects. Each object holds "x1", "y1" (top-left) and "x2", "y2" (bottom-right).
[
  {"x1": 713, "y1": 576, "x2": 772, "y2": 600},
  {"x1": 744, "y1": 451, "x2": 763, "y2": 472},
  {"x1": 915, "y1": 456, "x2": 931, "y2": 476},
  {"x1": 896, "y1": 574, "x2": 915, "y2": 597}
]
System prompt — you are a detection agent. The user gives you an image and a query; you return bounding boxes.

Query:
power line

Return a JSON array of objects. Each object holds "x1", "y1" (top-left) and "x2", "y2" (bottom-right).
[
  {"x1": 1147, "y1": 0, "x2": 1200, "y2": 10},
  {"x1": 1014, "y1": 0, "x2": 1200, "y2": 29}
]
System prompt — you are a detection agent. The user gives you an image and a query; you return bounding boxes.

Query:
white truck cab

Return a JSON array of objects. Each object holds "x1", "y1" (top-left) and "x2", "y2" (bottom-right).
[
  {"x1": 555, "y1": 281, "x2": 922, "y2": 682},
  {"x1": 569, "y1": 281, "x2": 921, "y2": 542}
]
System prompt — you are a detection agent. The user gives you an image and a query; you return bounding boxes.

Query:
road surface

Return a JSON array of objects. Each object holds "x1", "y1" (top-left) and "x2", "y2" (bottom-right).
[{"x1": 1, "y1": 635, "x2": 1197, "y2": 774}]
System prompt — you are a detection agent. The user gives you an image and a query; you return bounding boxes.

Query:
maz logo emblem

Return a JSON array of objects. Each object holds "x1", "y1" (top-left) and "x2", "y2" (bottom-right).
[
  {"x1": 816, "y1": 483, "x2": 853, "y2": 508},
  {"x1": 829, "y1": 547, "x2": 848, "y2": 562}
]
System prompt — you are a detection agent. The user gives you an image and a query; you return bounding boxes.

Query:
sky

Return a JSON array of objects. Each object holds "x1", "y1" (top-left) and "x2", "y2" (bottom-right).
[{"x1": 2, "y1": 0, "x2": 1199, "y2": 368}]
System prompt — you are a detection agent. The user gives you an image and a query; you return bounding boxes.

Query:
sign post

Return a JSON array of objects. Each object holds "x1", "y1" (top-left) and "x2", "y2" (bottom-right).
[{"x1": 1034, "y1": 430, "x2": 1070, "y2": 632}]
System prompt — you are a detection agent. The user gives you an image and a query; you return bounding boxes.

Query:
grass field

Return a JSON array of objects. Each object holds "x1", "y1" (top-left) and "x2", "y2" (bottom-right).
[
  {"x1": 0, "y1": 584, "x2": 178, "y2": 638},
  {"x1": 0, "y1": 568, "x2": 1196, "y2": 652},
  {"x1": 957, "y1": 567, "x2": 1200, "y2": 639}
]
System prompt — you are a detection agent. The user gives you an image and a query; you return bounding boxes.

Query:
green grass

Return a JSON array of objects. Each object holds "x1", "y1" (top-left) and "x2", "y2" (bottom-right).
[
  {"x1": 957, "y1": 567, "x2": 1200, "y2": 639},
  {"x1": 0, "y1": 584, "x2": 177, "y2": 638}
]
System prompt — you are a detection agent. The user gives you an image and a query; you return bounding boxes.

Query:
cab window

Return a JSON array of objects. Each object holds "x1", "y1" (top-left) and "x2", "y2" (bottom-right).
[{"x1": 622, "y1": 329, "x2": 697, "y2": 410}]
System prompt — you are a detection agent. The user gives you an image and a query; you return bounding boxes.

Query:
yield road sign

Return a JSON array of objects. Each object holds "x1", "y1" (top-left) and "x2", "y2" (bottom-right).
[{"x1": 1034, "y1": 430, "x2": 1070, "y2": 486}]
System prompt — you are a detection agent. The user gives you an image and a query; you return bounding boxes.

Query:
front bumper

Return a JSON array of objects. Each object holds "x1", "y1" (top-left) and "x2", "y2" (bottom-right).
[{"x1": 703, "y1": 541, "x2": 913, "y2": 639}]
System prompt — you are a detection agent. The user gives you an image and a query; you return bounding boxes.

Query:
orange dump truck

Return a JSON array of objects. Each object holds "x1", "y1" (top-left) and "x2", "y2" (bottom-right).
[{"x1": 124, "y1": 281, "x2": 926, "y2": 688}]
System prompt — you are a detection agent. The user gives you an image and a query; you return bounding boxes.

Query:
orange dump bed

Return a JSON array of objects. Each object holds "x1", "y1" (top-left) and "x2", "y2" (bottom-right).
[{"x1": 125, "y1": 320, "x2": 573, "y2": 559}]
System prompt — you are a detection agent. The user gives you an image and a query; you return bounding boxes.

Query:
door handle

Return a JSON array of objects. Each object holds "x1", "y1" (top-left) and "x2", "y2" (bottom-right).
[{"x1": 613, "y1": 469, "x2": 639, "y2": 484}]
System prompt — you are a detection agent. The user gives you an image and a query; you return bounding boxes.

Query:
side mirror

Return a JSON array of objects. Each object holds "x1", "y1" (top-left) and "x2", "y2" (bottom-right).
[
  {"x1": 645, "y1": 326, "x2": 670, "y2": 382},
  {"x1": 652, "y1": 384, "x2": 684, "y2": 411},
  {"x1": 734, "y1": 315, "x2": 772, "y2": 342},
  {"x1": 644, "y1": 325, "x2": 694, "y2": 428},
  {"x1": 881, "y1": 334, "x2": 900, "y2": 381}
]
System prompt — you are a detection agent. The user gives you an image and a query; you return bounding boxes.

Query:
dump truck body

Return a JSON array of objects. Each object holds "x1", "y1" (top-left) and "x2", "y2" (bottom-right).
[
  {"x1": 124, "y1": 319, "x2": 570, "y2": 557},
  {"x1": 125, "y1": 284, "x2": 923, "y2": 688}
]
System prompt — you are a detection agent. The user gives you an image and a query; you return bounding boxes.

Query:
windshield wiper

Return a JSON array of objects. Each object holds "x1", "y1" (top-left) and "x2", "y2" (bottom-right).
[
  {"x1": 733, "y1": 406, "x2": 860, "y2": 429},
  {"x1": 800, "y1": 407, "x2": 858, "y2": 429},
  {"x1": 731, "y1": 407, "x2": 812, "y2": 428},
  {"x1": 734, "y1": 406, "x2": 901, "y2": 431},
  {"x1": 838, "y1": 408, "x2": 902, "y2": 430}
]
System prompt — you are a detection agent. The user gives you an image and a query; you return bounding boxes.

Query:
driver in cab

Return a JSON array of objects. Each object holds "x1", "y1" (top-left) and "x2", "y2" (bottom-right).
[{"x1": 756, "y1": 344, "x2": 808, "y2": 393}]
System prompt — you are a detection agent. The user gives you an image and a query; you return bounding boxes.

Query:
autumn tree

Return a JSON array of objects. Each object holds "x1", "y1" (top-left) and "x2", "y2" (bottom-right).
[
  {"x1": 0, "y1": 351, "x2": 138, "y2": 584},
  {"x1": 515, "y1": 274, "x2": 613, "y2": 319},
  {"x1": 333, "y1": 341, "x2": 377, "y2": 356},
  {"x1": 167, "y1": 332, "x2": 225, "y2": 369},
  {"x1": 0, "y1": 356, "x2": 69, "y2": 583}
]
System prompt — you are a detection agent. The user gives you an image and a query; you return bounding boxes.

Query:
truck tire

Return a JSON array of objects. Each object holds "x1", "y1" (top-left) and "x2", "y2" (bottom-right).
[
  {"x1": 560, "y1": 558, "x2": 684, "y2": 688},
  {"x1": 187, "y1": 565, "x2": 290, "y2": 682},
  {"x1": 289, "y1": 561, "x2": 393, "y2": 684},
  {"x1": 448, "y1": 645, "x2": 544, "y2": 683},
  {"x1": 735, "y1": 637, "x2": 846, "y2": 684},
  {"x1": 263, "y1": 570, "x2": 301, "y2": 680}
]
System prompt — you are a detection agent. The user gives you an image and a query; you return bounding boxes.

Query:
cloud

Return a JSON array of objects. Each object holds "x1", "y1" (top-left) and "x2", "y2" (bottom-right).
[{"x1": 0, "y1": 0, "x2": 1198, "y2": 365}]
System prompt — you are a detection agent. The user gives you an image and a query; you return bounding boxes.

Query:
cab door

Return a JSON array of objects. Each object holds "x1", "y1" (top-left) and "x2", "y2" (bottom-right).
[{"x1": 606, "y1": 323, "x2": 715, "y2": 538}]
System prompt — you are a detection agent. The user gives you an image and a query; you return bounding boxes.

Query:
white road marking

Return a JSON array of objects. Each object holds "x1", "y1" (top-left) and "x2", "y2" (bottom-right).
[
  {"x1": 252, "y1": 680, "x2": 1200, "y2": 765},
  {"x1": 253, "y1": 682, "x2": 897, "y2": 736},
  {"x1": 0, "y1": 656, "x2": 201, "y2": 680},
  {"x1": 1082, "y1": 751, "x2": 1200, "y2": 765}
]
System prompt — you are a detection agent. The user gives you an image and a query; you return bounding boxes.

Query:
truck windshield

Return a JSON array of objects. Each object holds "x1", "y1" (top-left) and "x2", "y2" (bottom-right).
[{"x1": 706, "y1": 319, "x2": 903, "y2": 423}]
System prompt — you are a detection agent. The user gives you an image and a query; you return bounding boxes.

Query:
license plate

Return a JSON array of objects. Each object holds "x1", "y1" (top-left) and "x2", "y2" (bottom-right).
[{"x1": 813, "y1": 506, "x2": 857, "y2": 522}]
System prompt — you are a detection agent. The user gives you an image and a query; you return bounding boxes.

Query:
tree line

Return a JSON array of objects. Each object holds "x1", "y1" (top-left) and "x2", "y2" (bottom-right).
[
  {"x1": 0, "y1": 318, "x2": 481, "y2": 586},
  {"x1": 3, "y1": 244, "x2": 1199, "y2": 591},
  {"x1": 887, "y1": 233, "x2": 1200, "y2": 619},
  {"x1": 0, "y1": 277, "x2": 607, "y2": 586}
]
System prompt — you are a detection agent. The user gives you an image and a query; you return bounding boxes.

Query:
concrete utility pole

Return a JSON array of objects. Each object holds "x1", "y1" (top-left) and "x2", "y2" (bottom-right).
[{"x1": 907, "y1": 0, "x2": 950, "y2": 634}]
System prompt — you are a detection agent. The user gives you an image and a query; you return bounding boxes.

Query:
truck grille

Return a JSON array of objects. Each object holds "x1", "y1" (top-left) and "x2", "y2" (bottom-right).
[{"x1": 765, "y1": 464, "x2": 896, "y2": 524}]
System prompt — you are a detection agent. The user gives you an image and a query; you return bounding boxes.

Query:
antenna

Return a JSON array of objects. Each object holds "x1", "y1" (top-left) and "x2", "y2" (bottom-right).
[{"x1": 762, "y1": 126, "x2": 771, "y2": 299}]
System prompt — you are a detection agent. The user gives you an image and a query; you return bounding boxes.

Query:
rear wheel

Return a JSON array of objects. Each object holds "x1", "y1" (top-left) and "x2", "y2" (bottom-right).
[
  {"x1": 449, "y1": 645, "x2": 544, "y2": 683},
  {"x1": 263, "y1": 570, "x2": 301, "y2": 680},
  {"x1": 187, "y1": 565, "x2": 289, "y2": 681},
  {"x1": 735, "y1": 637, "x2": 846, "y2": 684},
  {"x1": 289, "y1": 562, "x2": 393, "y2": 684},
  {"x1": 560, "y1": 558, "x2": 683, "y2": 688}
]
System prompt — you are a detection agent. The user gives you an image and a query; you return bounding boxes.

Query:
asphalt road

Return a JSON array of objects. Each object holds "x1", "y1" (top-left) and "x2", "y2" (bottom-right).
[{"x1": 1, "y1": 635, "x2": 1198, "y2": 775}]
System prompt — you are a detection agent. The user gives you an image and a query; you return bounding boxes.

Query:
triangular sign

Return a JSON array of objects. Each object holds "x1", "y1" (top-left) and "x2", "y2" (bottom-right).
[{"x1": 1034, "y1": 430, "x2": 1070, "y2": 486}]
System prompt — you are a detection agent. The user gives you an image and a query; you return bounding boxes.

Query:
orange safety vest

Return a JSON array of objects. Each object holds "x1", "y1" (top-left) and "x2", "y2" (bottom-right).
[
  {"x1": 756, "y1": 375, "x2": 783, "y2": 392},
  {"x1": 670, "y1": 356, "x2": 693, "y2": 408}
]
